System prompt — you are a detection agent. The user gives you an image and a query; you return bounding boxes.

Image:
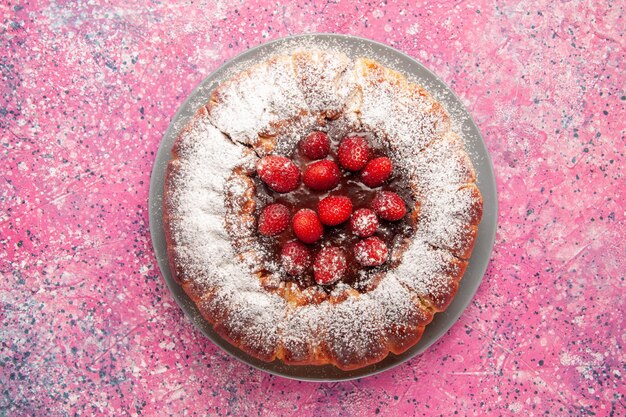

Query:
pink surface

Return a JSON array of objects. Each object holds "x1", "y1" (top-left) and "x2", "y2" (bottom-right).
[{"x1": 1, "y1": 0, "x2": 624, "y2": 415}]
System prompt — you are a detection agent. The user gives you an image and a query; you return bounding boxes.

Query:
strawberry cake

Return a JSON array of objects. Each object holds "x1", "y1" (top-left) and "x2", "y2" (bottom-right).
[{"x1": 163, "y1": 49, "x2": 483, "y2": 370}]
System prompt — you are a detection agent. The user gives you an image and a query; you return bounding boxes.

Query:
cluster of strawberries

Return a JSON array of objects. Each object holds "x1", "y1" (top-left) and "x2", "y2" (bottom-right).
[{"x1": 256, "y1": 131, "x2": 407, "y2": 285}]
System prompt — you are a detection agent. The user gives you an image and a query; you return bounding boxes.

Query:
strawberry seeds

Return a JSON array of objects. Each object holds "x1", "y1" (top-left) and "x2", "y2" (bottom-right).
[{"x1": 254, "y1": 132, "x2": 412, "y2": 287}]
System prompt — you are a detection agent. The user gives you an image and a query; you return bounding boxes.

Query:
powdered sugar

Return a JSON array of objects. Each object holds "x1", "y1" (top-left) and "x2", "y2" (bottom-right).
[
  {"x1": 351, "y1": 59, "x2": 451, "y2": 170},
  {"x1": 354, "y1": 237, "x2": 389, "y2": 267},
  {"x1": 207, "y1": 56, "x2": 309, "y2": 146},
  {"x1": 165, "y1": 48, "x2": 482, "y2": 368},
  {"x1": 388, "y1": 239, "x2": 462, "y2": 309},
  {"x1": 166, "y1": 113, "x2": 285, "y2": 354},
  {"x1": 292, "y1": 50, "x2": 355, "y2": 115},
  {"x1": 350, "y1": 208, "x2": 379, "y2": 237},
  {"x1": 417, "y1": 185, "x2": 479, "y2": 258},
  {"x1": 279, "y1": 275, "x2": 433, "y2": 366},
  {"x1": 408, "y1": 131, "x2": 475, "y2": 188}
]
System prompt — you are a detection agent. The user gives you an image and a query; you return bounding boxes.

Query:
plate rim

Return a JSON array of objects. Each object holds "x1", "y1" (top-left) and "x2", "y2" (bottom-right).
[{"x1": 149, "y1": 33, "x2": 498, "y2": 382}]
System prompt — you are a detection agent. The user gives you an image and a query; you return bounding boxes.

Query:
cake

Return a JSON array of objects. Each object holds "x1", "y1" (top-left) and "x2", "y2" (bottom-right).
[{"x1": 163, "y1": 49, "x2": 483, "y2": 371}]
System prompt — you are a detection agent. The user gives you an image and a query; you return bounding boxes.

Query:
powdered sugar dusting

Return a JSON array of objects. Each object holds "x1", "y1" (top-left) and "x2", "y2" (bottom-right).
[
  {"x1": 208, "y1": 50, "x2": 360, "y2": 156},
  {"x1": 409, "y1": 131, "x2": 475, "y2": 188},
  {"x1": 322, "y1": 294, "x2": 387, "y2": 365},
  {"x1": 292, "y1": 50, "x2": 355, "y2": 115},
  {"x1": 389, "y1": 239, "x2": 461, "y2": 306},
  {"x1": 207, "y1": 55, "x2": 309, "y2": 145},
  {"x1": 408, "y1": 130, "x2": 482, "y2": 258},
  {"x1": 418, "y1": 185, "x2": 479, "y2": 258},
  {"x1": 283, "y1": 275, "x2": 431, "y2": 366},
  {"x1": 353, "y1": 214, "x2": 376, "y2": 230},
  {"x1": 351, "y1": 208, "x2": 379, "y2": 237},
  {"x1": 165, "y1": 47, "x2": 482, "y2": 368},
  {"x1": 166, "y1": 114, "x2": 286, "y2": 353},
  {"x1": 224, "y1": 174, "x2": 256, "y2": 241},
  {"x1": 351, "y1": 58, "x2": 451, "y2": 170}
]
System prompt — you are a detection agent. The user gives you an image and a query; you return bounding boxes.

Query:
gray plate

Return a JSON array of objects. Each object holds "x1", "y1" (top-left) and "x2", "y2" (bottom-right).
[{"x1": 149, "y1": 34, "x2": 498, "y2": 382}]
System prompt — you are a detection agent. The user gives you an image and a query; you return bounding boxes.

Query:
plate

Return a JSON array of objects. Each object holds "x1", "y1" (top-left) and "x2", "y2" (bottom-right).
[{"x1": 149, "y1": 33, "x2": 498, "y2": 381}]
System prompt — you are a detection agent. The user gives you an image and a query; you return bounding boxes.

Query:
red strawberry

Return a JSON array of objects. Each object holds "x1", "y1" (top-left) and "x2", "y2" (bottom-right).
[
  {"x1": 350, "y1": 208, "x2": 379, "y2": 237},
  {"x1": 361, "y1": 157, "x2": 393, "y2": 187},
  {"x1": 303, "y1": 160, "x2": 341, "y2": 191},
  {"x1": 371, "y1": 191, "x2": 407, "y2": 221},
  {"x1": 281, "y1": 241, "x2": 312, "y2": 275},
  {"x1": 338, "y1": 136, "x2": 371, "y2": 171},
  {"x1": 318, "y1": 195, "x2": 353, "y2": 226},
  {"x1": 314, "y1": 247, "x2": 347, "y2": 285},
  {"x1": 257, "y1": 155, "x2": 301, "y2": 193},
  {"x1": 292, "y1": 209, "x2": 324, "y2": 244},
  {"x1": 300, "y1": 131, "x2": 330, "y2": 160},
  {"x1": 258, "y1": 203, "x2": 290, "y2": 236},
  {"x1": 354, "y1": 237, "x2": 388, "y2": 267}
]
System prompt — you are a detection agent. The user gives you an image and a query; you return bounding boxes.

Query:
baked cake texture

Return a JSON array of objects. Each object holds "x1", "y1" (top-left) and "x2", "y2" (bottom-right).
[{"x1": 163, "y1": 49, "x2": 483, "y2": 370}]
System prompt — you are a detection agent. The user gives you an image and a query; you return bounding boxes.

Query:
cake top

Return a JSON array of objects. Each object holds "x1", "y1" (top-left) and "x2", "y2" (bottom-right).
[{"x1": 164, "y1": 48, "x2": 482, "y2": 368}]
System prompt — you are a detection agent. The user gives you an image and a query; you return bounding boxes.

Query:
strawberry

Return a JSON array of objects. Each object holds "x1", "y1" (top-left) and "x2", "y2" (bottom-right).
[
  {"x1": 350, "y1": 208, "x2": 379, "y2": 237},
  {"x1": 257, "y1": 155, "x2": 301, "y2": 193},
  {"x1": 300, "y1": 131, "x2": 330, "y2": 160},
  {"x1": 318, "y1": 195, "x2": 353, "y2": 226},
  {"x1": 281, "y1": 241, "x2": 312, "y2": 275},
  {"x1": 337, "y1": 135, "x2": 371, "y2": 171},
  {"x1": 303, "y1": 160, "x2": 341, "y2": 191},
  {"x1": 371, "y1": 191, "x2": 406, "y2": 221},
  {"x1": 360, "y1": 157, "x2": 392, "y2": 187},
  {"x1": 258, "y1": 203, "x2": 290, "y2": 236},
  {"x1": 314, "y1": 246, "x2": 347, "y2": 285},
  {"x1": 354, "y1": 237, "x2": 388, "y2": 267},
  {"x1": 292, "y1": 209, "x2": 324, "y2": 244}
]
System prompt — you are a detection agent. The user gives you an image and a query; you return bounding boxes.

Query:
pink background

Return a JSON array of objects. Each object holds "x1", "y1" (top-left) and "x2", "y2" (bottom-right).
[{"x1": 1, "y1": 0, "x2": 625, "y2": 415}]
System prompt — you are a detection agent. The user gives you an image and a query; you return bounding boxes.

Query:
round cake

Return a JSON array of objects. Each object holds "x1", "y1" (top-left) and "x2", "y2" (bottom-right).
[{"x1": 163, "y1": 49, "x2": 483, "y2": 370}]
